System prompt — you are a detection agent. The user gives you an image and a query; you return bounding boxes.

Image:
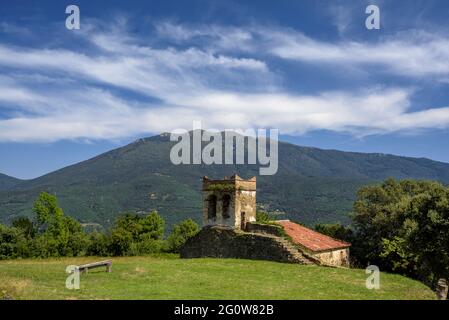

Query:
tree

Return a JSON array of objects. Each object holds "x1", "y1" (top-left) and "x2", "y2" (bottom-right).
[
  {"x1": 31, "y1": 192, "x2": 88, "y2": 257},
  {"x1": 34, "y1": 192, "x2": 63, "y2": 225},
  {"x1": 109, "y1": 228, "x2": 133, "y2": 256},
  {"x1": 0, "y1": 224, "x2": 30, "y2": 259},
  {"x1": 351, "y1": 178, "x2": 449, "y2": 286},
  {"x1": 314, "y1": 223, "x2": 353, "y2": 243},
  {"x1": 12, "y1": 217, "x2": 36, "y2": 239},
  {"x1": 86, "y1": 232, "x2": 110, "y2": 256},
  {"x1": 140, "y1": 211, "x2": 165, "y2": 240},
  {"x1": 108, "y1": 211, "x2": 166, "y2": 256},
  {"x1": 166, "y1": 219, "x2": 199, "y2": 253}
]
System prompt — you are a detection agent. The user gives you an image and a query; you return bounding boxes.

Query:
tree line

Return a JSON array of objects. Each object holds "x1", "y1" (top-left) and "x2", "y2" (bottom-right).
[
  {"x1": 1, "y1": 178, "x2": 448, "y2": 290},
  {"x1": 0, "y1": 192, "x2": 199, "y2": 259}
]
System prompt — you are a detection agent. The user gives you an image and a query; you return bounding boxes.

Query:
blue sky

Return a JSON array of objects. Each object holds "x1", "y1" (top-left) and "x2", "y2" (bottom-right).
[{"x1": 2, "y1": 0, "x2": 449, "y2": 179}]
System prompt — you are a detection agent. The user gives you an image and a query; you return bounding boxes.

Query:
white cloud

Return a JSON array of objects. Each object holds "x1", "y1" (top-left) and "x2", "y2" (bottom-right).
[
  {"x1": 158, "y1": 22, "x2": 449, "y2": 78},
  {"x1": 268, "y1": 30, "x2": 449, "y2": 77},
  {"x1": 1, "y1": 22, "x2": 449, "y2": 142}
]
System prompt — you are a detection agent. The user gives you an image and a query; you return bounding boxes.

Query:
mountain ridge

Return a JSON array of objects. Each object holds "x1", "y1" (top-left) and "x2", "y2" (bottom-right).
[
  {"x1": 1, "y1": 132, "x2": 449, "y2": 229},
  {"x1": 0, "y1": 173, "x2": 22, "y2": 191}
]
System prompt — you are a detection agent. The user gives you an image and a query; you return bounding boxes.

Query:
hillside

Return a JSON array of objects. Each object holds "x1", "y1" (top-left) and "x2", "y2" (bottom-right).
[
  {"x1": 0, "y1": 173, "x2": 22, "y2": 191},
  {"x1": 1, "y1": 132, "x2": 449, "y2": 229},
  {"x1": 0, "y1": 256, "x2": 435, "y2": 300}
]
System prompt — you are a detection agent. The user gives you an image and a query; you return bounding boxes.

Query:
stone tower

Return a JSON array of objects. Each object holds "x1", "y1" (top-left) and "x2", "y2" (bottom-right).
[{"x1": 202, "y1": 175, "x2": 256, "y2": 230}]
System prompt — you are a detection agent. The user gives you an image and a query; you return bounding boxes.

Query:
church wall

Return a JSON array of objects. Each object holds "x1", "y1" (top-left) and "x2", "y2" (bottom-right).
[
  {"x1": 312, "y1": 248, "x2": 350, "y2": 267},
  {"x1": 233, "y1": 190, "x2": 256, "y2": 229}
]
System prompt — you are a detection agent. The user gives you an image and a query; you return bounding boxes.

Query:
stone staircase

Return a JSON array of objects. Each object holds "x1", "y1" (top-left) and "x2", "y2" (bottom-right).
[
  {"x1": 272, "y1": 237, "x2": 314, "y2": 264},
  {"x1": 181, "y1": 225, "x2": 322, "y2": 265},
  {"x1": 272, "y1": 236, "x2": 319, "y2": 265},
  {"x1": 246, "y1": 230, "x2": 319, "y2": 265}
]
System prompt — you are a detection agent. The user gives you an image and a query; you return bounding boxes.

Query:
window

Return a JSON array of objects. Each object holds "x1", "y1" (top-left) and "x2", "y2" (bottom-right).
[
  {"x1": 222, "y1": 194, "x2": 231, "y2": 219},
  {"x1": 207, "y1": 195, "x2": 217, "y2": 221}
]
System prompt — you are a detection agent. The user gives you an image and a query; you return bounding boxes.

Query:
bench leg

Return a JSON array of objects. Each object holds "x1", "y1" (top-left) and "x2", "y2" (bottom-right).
[{"x1": 106, "y1": 265, "x2": 112, "y2": 273}]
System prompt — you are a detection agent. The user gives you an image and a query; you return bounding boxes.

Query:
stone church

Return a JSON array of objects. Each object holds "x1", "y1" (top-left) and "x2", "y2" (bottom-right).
[{"x1": 181, "y1": 174, "x2": 351, "y2": 267}]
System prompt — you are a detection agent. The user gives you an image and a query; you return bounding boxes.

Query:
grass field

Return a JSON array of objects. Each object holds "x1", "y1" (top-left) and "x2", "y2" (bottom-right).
[{"x1": 0, "y1": 255, "x2": 435, "y2": 300}]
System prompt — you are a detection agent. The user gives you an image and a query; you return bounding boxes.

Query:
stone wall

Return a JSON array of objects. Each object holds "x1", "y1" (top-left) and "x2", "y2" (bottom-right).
[
  {"x1": 234, "y1": 189, "x2": 256, "y2": 229},
  {"x1": 180, "y1": 225, "x2": 312, "y2": 264},
  {"x1": 312, "y1": 248, "x2": 350, "y2": 268}
]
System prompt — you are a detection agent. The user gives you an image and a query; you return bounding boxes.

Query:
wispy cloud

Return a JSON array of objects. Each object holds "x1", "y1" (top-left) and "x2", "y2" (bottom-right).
[
  {"x1": 1, "y1": 20, "x2": 449, "y2": 142},
  {"x1": 159, "y1": 22, "x2": 449, "y2": 78}
]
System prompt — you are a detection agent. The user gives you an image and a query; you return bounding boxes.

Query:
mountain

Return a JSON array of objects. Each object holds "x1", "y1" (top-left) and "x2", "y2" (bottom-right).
[
  {"x1": 0, "y1": 173, "x2": 22, "y2": 191},
  {"x1": 1, "y1": 132, "x2": 449, "y2": 230}
]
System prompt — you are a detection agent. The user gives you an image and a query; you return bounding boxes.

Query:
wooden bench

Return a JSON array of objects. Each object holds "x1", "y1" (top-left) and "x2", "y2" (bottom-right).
[{"x1": 76, "y1": 260, "x2": 112, "y2": 274}]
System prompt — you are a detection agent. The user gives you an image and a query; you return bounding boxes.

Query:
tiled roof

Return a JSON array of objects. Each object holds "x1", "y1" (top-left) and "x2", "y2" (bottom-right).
[{"x1": 276, "y1": 220, "x2": 351, "y2": 253}]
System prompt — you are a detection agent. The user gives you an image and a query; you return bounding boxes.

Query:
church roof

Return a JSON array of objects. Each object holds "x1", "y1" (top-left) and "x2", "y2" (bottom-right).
[{"x1": 276, "y1": 220, "x2": 351, "y2": 253}]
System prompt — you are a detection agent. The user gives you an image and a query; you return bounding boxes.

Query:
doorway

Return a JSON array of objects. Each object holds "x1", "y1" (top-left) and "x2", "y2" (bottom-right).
[{"x1": 240, "y1": 212, "x2": 246, "y2": 230}]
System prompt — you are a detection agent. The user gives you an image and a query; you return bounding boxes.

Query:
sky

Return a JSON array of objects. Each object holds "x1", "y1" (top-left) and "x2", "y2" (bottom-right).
[{"x1": 2, "y1": 0, "x2": 449, "y2": 179}]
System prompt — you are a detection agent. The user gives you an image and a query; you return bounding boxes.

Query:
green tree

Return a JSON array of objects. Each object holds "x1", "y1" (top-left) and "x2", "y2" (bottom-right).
[
  {"x1": 166, "y1": 219, "x2": 199, "y2": 253},
  {"x1": 31, "y1": 192, "x2": 88, "y2": 257},
  {"x1": 352, "y1": 178, "x2": 449, "y2": 286},
  {"x1": 109, "y1": 228, "x2": 133, "y2": 256},
  {"x1": 108, "y1": 211, "x2": 166, "y2": 256},
  {"x1": 12, "y1": 217, "x2": 36, "y2": 239},
  {"x1": 314, "y1": 223, "x2": 353, "y2": 243},
  {"x1": 0, "y1": 224, "x2": 30, "y2": 259},
  {"x1": 140, "y1": 211, "x2": 165, "y2": 240}
]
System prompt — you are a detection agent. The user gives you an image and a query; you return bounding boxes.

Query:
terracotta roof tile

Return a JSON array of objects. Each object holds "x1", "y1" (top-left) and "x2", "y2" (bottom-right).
[{"x1": 276, "y1": 220, "x2": 351, "y2": 252}]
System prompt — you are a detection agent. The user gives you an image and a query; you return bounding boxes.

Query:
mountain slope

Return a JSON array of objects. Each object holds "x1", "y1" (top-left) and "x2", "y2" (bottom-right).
[
  {"x1": 0, "y1": 173, "x2": 22, "y2": 191},
  {"x1": 1, "y1": 133, "x2": 449, "y2": 229}
]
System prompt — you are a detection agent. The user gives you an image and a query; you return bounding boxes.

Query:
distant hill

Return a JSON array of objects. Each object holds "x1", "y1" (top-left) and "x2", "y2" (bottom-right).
[
  {"x1": 0, "y1": 173, "x2": 22, "y2": 191},
  {"x1": 1, "y1": 132, "x2": 449, "y2": 230}
]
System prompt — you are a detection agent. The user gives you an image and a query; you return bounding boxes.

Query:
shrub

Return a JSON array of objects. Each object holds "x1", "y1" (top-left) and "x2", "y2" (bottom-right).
[
  {"x1": 0, "y1": 225, "x2": 30, "y2": 259},
  {"x1": 108, "y1": 228, "x2": 133, "y2": 256},
  {"x1": 256, "y1": 211, "x2": 272, "y2": 224},
  {"x1": 166, "y1": 219, "x2": 199, "y2": 253},
  {"x1": 12, "y1": 217, "x2": 36, "y2": 239},
  {"x1": 86, "y1": 232, "x2": 110, "y2": 256}
]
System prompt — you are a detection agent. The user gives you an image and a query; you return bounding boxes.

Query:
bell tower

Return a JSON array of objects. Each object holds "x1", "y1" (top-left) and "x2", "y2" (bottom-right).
[{"x1": 202, "y1": 175, "x2": 256, "y2": 230}]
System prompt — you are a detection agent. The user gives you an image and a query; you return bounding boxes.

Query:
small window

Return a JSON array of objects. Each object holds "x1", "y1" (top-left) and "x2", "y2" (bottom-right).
[
  {"x1": 222, "y1": 194, "x2": 231, "y2": 219},
  {"x1": 207, "y1": 195, "x2": 217, "y2": 221}
]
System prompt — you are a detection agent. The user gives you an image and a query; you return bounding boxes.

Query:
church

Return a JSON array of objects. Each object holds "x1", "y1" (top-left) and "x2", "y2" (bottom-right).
[{"x1": 181, "y1": 175, "x2": 351, "y2": 268}]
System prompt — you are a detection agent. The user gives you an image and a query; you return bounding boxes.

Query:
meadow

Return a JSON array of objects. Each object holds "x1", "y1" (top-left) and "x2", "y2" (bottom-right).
[{"x1": 0, "y1": 255, "x2": 436, "y2": 300}]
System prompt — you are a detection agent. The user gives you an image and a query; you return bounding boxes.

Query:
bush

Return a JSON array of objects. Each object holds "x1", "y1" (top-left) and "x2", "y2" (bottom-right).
[
  {"x1": 0, "y1": 225, "x2": 30, "y2": 259},
  {"x1": 256, "y1": 211, "x2": 272, "y2": 224},
  {"x1": 109, "y1": 228, "x2": 133, "y2": 256},
  {"x1": 86, "y1": 232, "x2": 110, "y2": 256},
  {"x1": 107, "y1": 211, "x2": 166, "y2": 256},
  {"x1": 31, "y1": 234, "x2": 60, "y2": 258},
  {"x1": 166, "y1": 219, "x2": 199, "y2": 253},
  {"x1": 12, "y1": 217, "x2": 36, "y2": 239}
]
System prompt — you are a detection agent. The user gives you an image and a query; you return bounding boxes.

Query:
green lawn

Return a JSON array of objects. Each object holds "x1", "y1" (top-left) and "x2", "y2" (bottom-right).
[{"x1": 0, "y1": 255, "x2": 435, "y2": 300}]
